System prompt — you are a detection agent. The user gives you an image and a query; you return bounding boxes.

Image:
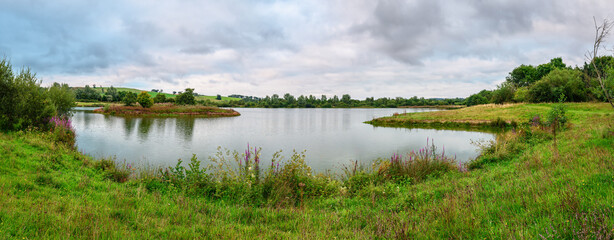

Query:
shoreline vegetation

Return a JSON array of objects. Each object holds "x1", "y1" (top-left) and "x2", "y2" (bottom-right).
[
  {"x1": 92, "y1": 104, "x2": 240, "y2": 117},
  {"x1": 368, "y1": 103, "x2": 600, "y2": 130},
  {"x1": 2, "y1": 102, "x2": 613, "y2": 238}
]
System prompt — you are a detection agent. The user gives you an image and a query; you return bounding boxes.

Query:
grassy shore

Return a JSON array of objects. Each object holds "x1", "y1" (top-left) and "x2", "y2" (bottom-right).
[
  {"x1": 0, "y1": 103, "x2": 613, "y2": 238},
  {"x1": 93, "y1": 104, "x2": 240, "y2": 117}
]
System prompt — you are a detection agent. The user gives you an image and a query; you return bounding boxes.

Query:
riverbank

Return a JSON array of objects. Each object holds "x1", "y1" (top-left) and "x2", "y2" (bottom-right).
[
  {"x1": 93, "y1": 104, "x2": 240, "y2": 117},
  {"x1": 1, "y1": 103, "x2": 612, "y2": 238},
  {"x1": 368, "y1": 102, "x2": 611, "y2": 129}
]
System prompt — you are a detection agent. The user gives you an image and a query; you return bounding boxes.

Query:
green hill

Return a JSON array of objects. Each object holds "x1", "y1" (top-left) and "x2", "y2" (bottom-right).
[{"x1": 85, "y1": 86, "x2": 240, "y2": 101}]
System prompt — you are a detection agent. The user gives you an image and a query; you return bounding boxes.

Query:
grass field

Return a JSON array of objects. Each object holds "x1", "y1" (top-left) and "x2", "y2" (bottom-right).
[{"x1": 0, "y1": 103, "x2": 613, "y2": 238}]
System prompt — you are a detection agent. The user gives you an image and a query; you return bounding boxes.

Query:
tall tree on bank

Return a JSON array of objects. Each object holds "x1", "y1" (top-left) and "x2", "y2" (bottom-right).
[{"x1": 587, "y1": 17, "x2": 614, "y2": 109}]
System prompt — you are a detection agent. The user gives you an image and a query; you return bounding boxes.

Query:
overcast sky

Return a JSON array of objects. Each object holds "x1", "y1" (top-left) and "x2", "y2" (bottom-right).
[{"x1": 1, "y1": 0, "x2": 612, "y2": 99}]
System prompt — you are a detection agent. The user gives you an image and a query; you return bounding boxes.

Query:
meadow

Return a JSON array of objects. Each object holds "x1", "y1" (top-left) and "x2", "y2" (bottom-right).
[{"x1": 0, "y1": 103, "x2": 612, "y2": 239}]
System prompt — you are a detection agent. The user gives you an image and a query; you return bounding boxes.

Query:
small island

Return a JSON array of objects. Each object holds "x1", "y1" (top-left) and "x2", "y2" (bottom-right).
[
  {"x1": 94, "y1": 104, "x2": 240, "y2": 117},
  {"x1": 88, "y1": 89, "x2": 240, "y2": 117}
]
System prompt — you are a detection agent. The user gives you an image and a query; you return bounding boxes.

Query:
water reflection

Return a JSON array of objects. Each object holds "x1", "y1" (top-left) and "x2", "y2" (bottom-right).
[
  {"x1": 137, "y1": 118, "x2": 154, "y2": 142},
  {"x1": 123, "y1": 118, "x2": 136, "y2": 139},
  {"x1": 175, "y1": 118, "x2": 195, "y2": 142},
  {"x1": 71, "y1": 108, "x2": 495, "y2": 173}
]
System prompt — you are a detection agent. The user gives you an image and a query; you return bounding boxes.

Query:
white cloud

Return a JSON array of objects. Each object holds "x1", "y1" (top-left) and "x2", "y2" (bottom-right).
[{"x1": 1, "y1": 0, "x2": 612, "y2": 99}]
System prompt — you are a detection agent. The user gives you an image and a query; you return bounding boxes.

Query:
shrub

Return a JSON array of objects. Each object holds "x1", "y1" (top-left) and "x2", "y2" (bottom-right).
[
  {"x1": 153, "y1": 93, "x2": 166, "y2": 103},
  {"x1": 137, "y1": 91, "x2": 153, "y2": 108},
  {"x1": 176, "y1": 88, "x2": 196, "y2": 105},
  {"x1": 47, "y1": 82, "x2": 76, "y2": 117},
  {"x1": 49, "y1": 116, "x2": 75, "y2": 147},
  {"x1": 0, "y1": 58, "x2": 57, "y2": 131},
  {"x1": 123, "y1": 92, "x2": 137, "y2": 106}
]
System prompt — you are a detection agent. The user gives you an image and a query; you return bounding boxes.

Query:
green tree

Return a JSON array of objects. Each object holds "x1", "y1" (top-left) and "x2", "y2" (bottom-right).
[
  {"x1": 465, "y1": 93, "x2": 489, "y2": 106},
  {"x1": 506, "y1": 64, "x2": 537, "y2": 87},
  {"x1": 104, "y1": 86, "x2": 119, "y2": 102},
  {"x1": 137, "y1": 91, "x2": 154, "y2": 108},
  {"x1": 283, "y1": 93, "x2": 295, "y2": 107},
  {"x1": 513, "y1": 87, "x2": 530, "y2": 102},
  {"x1": 341, "y1": 94, "x2": 351, "y2": 104},
  {"x1": 216, "y1": 94, "x2": 222, "y2": 100},
  {"x1": 123, "y1": 92, "x2": 138, "y2": 106},
  {"x1": 492, "y1": 82, "x2": 516, "y2": 104},
  {"x1": 528, "y1": 68, "x2": 584, "y2": 102},
  {"x1": 176, "y1": 88, "x2": 196, "y2": 105},
  {"x1": 75, "y1": 85, "x2": 99, "y2": 101},
  {"x1": 48, "y1": 82, "x2": 76, "y2": 117},
  {"x1": 153, "y1": 93, "x2": 167, "y2": 103},
  {"x1": 0, "y1": 58, "x2": 56, "y2": 131}
]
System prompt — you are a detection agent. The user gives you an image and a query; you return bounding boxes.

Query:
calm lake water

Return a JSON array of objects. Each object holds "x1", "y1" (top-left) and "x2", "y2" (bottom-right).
[{"x1": 72, "y1": 107, "x2": 494, "y2": 173}]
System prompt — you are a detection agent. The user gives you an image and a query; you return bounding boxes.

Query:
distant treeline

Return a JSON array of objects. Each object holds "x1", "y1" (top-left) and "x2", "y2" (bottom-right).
[{"x1": 217, "y1": 94, "x2": 464, "y2": 108}]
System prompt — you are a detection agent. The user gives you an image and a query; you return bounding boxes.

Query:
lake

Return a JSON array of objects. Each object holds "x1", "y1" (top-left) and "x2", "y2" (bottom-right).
[{"x1": 72, "y1": 107, "x2": 495, "y2": 173}]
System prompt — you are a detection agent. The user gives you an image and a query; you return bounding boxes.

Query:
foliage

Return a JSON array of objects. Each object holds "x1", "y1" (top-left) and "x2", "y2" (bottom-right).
[
  {"x1": 153, "y1": 93, "x2": 167, "y2": 103},
  {"x1": 74, "y1": 85, "x2": 100, "y2": 101},
  {"x1": 103, "y1": 86, "x2": 119, "y2": 102},
  {"x1": 49, "y1": 116, "x2": 75, "y2": 147},
  {"x1": 47, "y1": 82, "x2": 76, "y2": 117},
  {"x1": 137, "y1": 91, "x2": 153, "y2": 108},
  {"x1": 176, "y1": 88, "x2": 196, "y2": 105},
  {"x1": 0, "y1": 58, "x2": 56, "y2": 131},
  {"x1": 225, "y1": 93, "x2": 465, "y2": 108},
  {"x1": 122, "y1": 92, "x2": 137, "y2": 106},
  {"x1": 506, "y1": 64, "x2": 538, "y2": 87},
  {"x1": 464, "y1": 90, "x2": 491, "y2": 106},
  {"x1": 529, "y1": 68, "x2": 585, "y2": 102},
  {"x1": 513, "y1": 86, "x2": 529, "y2": 102},
  {"x1": 492, "y1": 81, "x2": 516, "y2": 104}
]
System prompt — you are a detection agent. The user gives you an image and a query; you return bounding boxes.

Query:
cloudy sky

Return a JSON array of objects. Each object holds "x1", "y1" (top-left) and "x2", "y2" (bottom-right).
[{"x1": 0, "y1": 0, "x2": 611, "y2": 99}]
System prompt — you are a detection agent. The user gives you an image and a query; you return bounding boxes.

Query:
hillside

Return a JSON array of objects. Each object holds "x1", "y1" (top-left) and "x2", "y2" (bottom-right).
[{"x1": 75, "y1": 86, "x2": 241, "y2": 101}]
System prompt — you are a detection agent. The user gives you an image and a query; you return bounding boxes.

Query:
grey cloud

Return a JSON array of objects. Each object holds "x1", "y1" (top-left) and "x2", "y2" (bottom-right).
[{"x1": 350, "y1": 0, "x2": 443, "y2": 65}]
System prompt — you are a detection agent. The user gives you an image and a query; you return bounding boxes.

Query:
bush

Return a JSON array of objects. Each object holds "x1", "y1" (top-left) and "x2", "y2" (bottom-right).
[
  {"x1": 123, "y1": 92, "x2": 137, "y2": 106},
  {"x1": 0, "y1": 58, "x2": 57, "y2": 131},
  {"x1": 47, "y1": 82, "x2": 76, "y2": 117},
  {"x1": 49, "y1": 116, "x2": 75, "y2": 147},
  {"x1": 176, "y1": 88, "x2": 196, "y2": 105},
  {"x1": 529, "y1": 68, "x2": 584, "y2": 102},
  {"x1": 137, "y1": 91, "x2": 153, "y2": 108},
  {"x1": 153, "y1": 93, "x2": 166, "y2": 103}
]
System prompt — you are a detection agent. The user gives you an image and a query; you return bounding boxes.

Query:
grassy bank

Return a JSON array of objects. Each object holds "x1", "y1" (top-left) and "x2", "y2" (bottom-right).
[
  {"x1": 93, "y1": 104, "x2": 240, "y2": 117},
  {"x1": 1, "y1": 103, "x2": 613, "y2": 238},
  {"x1": 369, "y1": 102, "x2": 611, "y2": 129}
]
